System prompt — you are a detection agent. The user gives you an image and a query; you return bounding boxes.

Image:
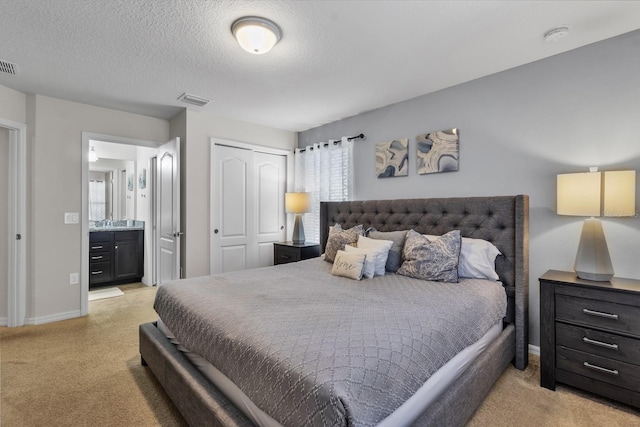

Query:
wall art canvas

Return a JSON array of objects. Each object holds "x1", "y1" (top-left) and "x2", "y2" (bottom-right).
[
  {"x1": 376, "y1": 138, "x2": 408, "y2": 178},
  {"x1": 127, "y1": 174, "x2": 134, "y2": 191},
  {"x1": 416, "y1": 128, "x2": 459, "y2": 175}
]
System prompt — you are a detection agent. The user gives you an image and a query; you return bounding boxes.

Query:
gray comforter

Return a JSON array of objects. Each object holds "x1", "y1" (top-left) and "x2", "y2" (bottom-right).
[{"x1": 154, "y1": 258, "x2": 507, "y2": 427}]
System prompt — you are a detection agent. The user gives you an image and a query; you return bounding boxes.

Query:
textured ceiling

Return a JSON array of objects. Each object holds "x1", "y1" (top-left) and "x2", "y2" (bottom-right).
[{"x1": 1, "y1": 1, "x2": 640, "y2": 132}]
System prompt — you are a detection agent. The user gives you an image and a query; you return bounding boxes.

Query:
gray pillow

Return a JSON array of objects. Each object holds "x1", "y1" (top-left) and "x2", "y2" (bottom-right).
[
  {"x1": 367, "y1": 229, "x2": 408, "y2": 272},
  {"x1": 397, "y1": 229, "x2": 461, "y2": 283},
  {"x1": 324, "y1": 224, "x2": 364, "y2": 263}
]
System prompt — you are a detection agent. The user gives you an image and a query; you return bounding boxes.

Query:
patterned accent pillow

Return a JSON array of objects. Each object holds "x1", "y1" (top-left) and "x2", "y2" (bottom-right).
[
  {"x1": 397, "y1": 229, "x2": 461, "y2": 282},
  {"x1": 366, "y1": 229, "x2": 408, "y2": 272},
  {"x1": 331, "y1": 250, "x2": 366, "y2": 280},
  {"x1": 425, "y1": 234, "x2": 501, "y2": 280},
  {"x1": 324, "y1": 224, "x2": 364, "y2": 263}
]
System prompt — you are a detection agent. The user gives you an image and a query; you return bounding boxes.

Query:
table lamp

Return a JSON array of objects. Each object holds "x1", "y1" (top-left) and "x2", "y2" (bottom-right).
[
  {"x1": 557, "y1": 168, "x2": 636, "y2": 281},
  {"x1": 285, "y1": 192, "x2": 311, "y2": 245}
]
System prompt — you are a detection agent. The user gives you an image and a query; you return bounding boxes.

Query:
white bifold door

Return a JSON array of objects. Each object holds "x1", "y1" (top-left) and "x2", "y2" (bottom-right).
[{"x1": 211, "y1": 143, "x2": 287, "y2": 274}]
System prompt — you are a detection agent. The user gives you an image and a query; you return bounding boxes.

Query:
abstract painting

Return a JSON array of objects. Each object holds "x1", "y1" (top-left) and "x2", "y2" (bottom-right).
[
  {"x1": 416, "y1": 128, "x2": 459, "y2": 175},
  {"x1": 376, "y1": 138, "x2": 408, "y2": 178}
]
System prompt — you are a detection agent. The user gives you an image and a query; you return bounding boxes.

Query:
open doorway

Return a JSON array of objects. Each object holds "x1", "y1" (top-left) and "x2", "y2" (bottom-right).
[
  {"x1": 80, "y1": 132, "x2": 181, "y2": 315},
  {"x1": 0, "y1": 117, "x2": 26, "y2": 327}
]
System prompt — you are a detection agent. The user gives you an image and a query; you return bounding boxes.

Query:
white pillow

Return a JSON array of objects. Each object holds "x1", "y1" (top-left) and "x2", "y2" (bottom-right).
[
  {"x1": 425, "y1": 234, "x2": 501, "y2": 281},
  {"x1": 345, "y1": 245, "x2": 376, "y2": 278},
  {"x1": 331, "y1": 250, "x2": 366, "y2": 280},
  {"x1": 356, "y1": 235, "x2": 393, "y2": 276}
]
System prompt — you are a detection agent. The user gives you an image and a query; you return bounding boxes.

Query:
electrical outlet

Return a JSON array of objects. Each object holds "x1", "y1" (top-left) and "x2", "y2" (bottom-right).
[{"x1": 69, "y1": 272, "x2": 79, "y2": 285}]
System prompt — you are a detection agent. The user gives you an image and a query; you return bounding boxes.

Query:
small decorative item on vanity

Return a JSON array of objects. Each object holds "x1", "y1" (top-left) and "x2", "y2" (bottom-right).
[
  {"x1": 416, "y1": 128, "x2": 459, "y2": 174},
  {"x1": 376, "y1": 138, "x2": 408, "y2": 178},
  {"x1": 557, "y1": 168, "x2": 636, "y2": 281},
  {"x1": 285, "y1": 192, "x2": 311, "y2": 245}
]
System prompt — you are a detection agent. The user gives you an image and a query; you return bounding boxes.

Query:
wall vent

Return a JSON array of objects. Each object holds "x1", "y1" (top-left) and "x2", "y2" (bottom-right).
[
  {"x1": 177, "y1": 92, "x2": 210, "y2": 107},
  {"x1": 0, "y1": 59, "x2": 18, "y2": 75}
]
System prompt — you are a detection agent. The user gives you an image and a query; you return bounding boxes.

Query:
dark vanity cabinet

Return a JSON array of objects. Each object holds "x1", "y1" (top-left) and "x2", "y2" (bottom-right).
[{"x1": 90, "y1": 230, "x2": 144, "y2": 288}]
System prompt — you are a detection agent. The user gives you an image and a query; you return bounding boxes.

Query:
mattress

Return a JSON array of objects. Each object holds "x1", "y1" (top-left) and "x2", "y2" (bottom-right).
[{"x1": 154, "y1": 258, "x2": 507, "y2": 427}]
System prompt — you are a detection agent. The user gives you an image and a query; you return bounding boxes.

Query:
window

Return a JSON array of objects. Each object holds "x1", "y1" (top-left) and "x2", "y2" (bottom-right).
[
  {"x1": 89, "y1": 179, "x2": 106, "y2": 221},
  {"x1": 294, "y1": 137, "x2": 354, "y2": 243}
]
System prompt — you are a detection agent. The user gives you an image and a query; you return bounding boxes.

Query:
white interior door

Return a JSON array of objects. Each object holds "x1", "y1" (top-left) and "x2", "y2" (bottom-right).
[
  {"x1": 255, "y1": 152, "x2": 286, "y2": 267},
  {"x1": 156, "y1": 137, "x2": 180, "y2": 284},
  {"x1": 211, "y1": 143, "x2": 287, "y2": 273},
  {"x1": 212, "y1": 145, "x2": 254, "y2": 274}
]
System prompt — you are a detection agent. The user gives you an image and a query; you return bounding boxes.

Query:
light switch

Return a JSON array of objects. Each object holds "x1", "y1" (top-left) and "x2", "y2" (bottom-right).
[{"x1": 64, "y1": 212, "x2": 79, "y2": 224}]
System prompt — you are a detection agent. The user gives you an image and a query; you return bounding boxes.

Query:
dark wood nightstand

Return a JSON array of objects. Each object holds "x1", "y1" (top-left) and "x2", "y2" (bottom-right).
[
  {"x1": 273, "y1": 242, "x2": 320, "y2": 265},
  {"x1": 540, "y1": 270, "x2": 640, "y2": 409}
]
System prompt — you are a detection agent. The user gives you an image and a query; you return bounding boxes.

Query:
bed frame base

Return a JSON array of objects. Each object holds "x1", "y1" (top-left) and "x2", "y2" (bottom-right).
[{"x1": 140, "y1": 321, "x2": 515, "y2": 426}]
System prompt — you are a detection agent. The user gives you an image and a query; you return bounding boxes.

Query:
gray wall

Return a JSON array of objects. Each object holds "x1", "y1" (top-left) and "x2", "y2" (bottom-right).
[{"x1": 299, "y1": 30, "x2": 640, "y2": 348}]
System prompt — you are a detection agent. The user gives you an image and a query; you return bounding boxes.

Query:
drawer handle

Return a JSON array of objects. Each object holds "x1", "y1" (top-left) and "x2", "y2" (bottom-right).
[
  {"x1": 91, "y1": 270, "x2": 103, "y2": 275},
  {"x1": 582, "y1": 337, "x2": 618, "y2": 351},
  {"x1": 281, "y1": 255, "x2": 291, "y2": 260},
  {"x1": 91, "y1": 256, "x2": 103, "y2": 260},
  {"x1": 583, "y1": 361, "x2": 619, "y2": 376},
  {"x1": 582, "y1": 308, "x2": 618, "y2": 320},
  {"x1": 91, "y1": 245, "x2": 103, "y2": 250}
]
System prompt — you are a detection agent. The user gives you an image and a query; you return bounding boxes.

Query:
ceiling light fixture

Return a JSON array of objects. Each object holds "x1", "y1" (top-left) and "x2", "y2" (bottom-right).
[
  {"x1": 231, "y1": 16, "x2": 282, "y2": 55},
  {"x1": 544, "y1": 26, "x2": 570, "y2": 42}
]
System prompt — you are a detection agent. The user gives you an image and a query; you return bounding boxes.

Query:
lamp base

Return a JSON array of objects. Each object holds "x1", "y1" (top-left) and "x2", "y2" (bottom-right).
[
  {"x1": 574, "y1": 218, "x2": 614, "y2": 282},
  {"x1": 292, "y1": 214, "x2": 305, "y2": 245}
]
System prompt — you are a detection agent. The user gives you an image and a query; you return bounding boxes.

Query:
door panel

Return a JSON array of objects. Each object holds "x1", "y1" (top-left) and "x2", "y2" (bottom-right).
[
  {"x1": 212, "y1": 145, "x2": 253, "y2": 274},
  {"x1": 254, "y1": 152, "x2": 286, "y2": 267},
  {"x1": 211, "y1": 144, "x2": 286, "y2": 273},
  {"x1": 157, "y1": 138, "x2": 180, "y2": 284}
]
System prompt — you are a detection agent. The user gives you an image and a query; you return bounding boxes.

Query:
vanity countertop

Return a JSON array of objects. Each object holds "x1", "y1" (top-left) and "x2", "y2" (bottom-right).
[{"x1": 89, "y1": 220, "x2": 144, "y2": 232}]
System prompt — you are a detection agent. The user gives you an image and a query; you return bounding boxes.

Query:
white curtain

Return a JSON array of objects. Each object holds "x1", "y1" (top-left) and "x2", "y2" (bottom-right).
[
  {"x1": 294, "y1": 136, "x2": 354, "y2": 243},
  {"x1": 89, "y1": 179, "x2": 106, "y2": 221}
]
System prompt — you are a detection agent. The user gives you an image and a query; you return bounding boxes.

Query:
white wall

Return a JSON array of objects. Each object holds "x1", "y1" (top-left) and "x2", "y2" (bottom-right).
[
  {"x1": 176, "y1": 110, "x2": 297, "y2": 278},
  {"x1": 299, "y1": 30, "x2": 640, "y2": 347},
  {"x1": 0, "y1": 127, "x2": 9, "y2": 321},
  {"x1": 0, "y1": 85, "x2": 26, "y2": 123}
]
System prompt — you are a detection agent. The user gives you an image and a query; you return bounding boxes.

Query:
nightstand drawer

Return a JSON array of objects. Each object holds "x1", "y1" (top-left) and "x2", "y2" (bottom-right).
[
  {"x1": 556, "y1": 323, "x2": 640, "y2": 365},
  {"x1": 557, "y1": 347, "x2": 640, "y2": 392},
  {"x1": 556, "y1": 294, "x2": 640, "y2": 336},
  {"x1": 275, "y1": 247, "x2": 300, "y2": 264}
]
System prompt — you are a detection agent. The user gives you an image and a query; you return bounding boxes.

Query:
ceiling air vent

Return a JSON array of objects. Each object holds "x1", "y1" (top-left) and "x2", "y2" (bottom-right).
[
  {"x1": 177, "y1": 93, "x2": 210, "y2": 107},
  {"x1": 0, "y1": 59, "x2": 18, "y2": 76}
]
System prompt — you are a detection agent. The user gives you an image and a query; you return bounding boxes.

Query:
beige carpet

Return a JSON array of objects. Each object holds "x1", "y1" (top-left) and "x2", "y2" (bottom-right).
[{"x1": 1, "y1": 283, "x2": 639, "y2": 426}]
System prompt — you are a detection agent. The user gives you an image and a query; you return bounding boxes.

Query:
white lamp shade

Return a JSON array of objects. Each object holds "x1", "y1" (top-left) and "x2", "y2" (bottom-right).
[
  {"x1": 285, "y1": 192, "x2": 310, "y2": 213},
  {"x1": 603, "y1": 170, "x2": 636, "y2": 217},
  {"x1": 557, "y1": 172, "x2": 601, "y2": 216},
  {"x1": 232, "y1": 17, "x2": 281, "y2": 55}
]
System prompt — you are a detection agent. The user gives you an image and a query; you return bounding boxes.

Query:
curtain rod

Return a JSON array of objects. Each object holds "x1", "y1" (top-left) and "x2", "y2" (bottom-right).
[{"x1": 297, "y1": 133, "x2": 365, "y2": 153}]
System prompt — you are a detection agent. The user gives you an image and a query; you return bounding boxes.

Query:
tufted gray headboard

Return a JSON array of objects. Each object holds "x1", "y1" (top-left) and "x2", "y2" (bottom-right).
[{"x1": 319, "y1": 195, "x2": 529, "y2": 369}]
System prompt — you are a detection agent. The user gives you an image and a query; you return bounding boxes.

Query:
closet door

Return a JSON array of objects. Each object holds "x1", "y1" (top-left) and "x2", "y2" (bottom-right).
[
  {"x1": 254, "y1": 152, "x2": 286, "y2": 267},
  {"x1": 212, "y1": 145, "x2": 254, "y2": 274},
  {"x1": 211, "y1": 144, "x2": 287, "y2": 273}
]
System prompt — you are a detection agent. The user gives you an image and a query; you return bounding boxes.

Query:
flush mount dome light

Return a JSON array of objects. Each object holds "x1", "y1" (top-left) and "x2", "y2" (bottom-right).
[{"x1": 231, "y1": 16, "x2": 282, "y2": 54}]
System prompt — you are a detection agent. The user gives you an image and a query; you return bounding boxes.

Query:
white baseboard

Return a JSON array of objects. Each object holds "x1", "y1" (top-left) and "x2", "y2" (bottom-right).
[
  {"x1": 25, "y1": 310, "x2": 82, "y2": 325},
  {"x1": 528, "y1": 344, "x2": 540, "y2": 356}
]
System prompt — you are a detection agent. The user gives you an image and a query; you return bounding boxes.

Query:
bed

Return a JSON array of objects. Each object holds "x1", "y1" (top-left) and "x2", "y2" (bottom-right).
[{"x1": 140, "y1": 195, "x2": 529, "y2": 426}]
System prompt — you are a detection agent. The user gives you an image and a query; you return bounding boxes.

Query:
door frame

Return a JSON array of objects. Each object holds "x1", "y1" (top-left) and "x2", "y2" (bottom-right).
[
  {"x1": 1, "y1": 117, "x2": 26, "y2": 327},
  {"x1": 81, "y1": 132, "x2": 159, "y2": 315},
  {"x1": 209, "y1": 138, "x2": 293, "y2": 274}
]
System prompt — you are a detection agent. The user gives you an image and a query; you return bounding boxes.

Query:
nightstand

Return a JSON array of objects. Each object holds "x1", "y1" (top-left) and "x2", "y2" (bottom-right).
[
  {"x1": 540, "y1": 270, "x2": 640, "y2": 409},
  {"x1": 273, "y1": 242, "x2": 320, "y2": 265}
]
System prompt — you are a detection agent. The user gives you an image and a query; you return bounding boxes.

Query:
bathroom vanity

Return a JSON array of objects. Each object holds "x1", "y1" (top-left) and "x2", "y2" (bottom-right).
[{"x1": 89, "y1": 221, "x2": 144, "y2": 289}]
